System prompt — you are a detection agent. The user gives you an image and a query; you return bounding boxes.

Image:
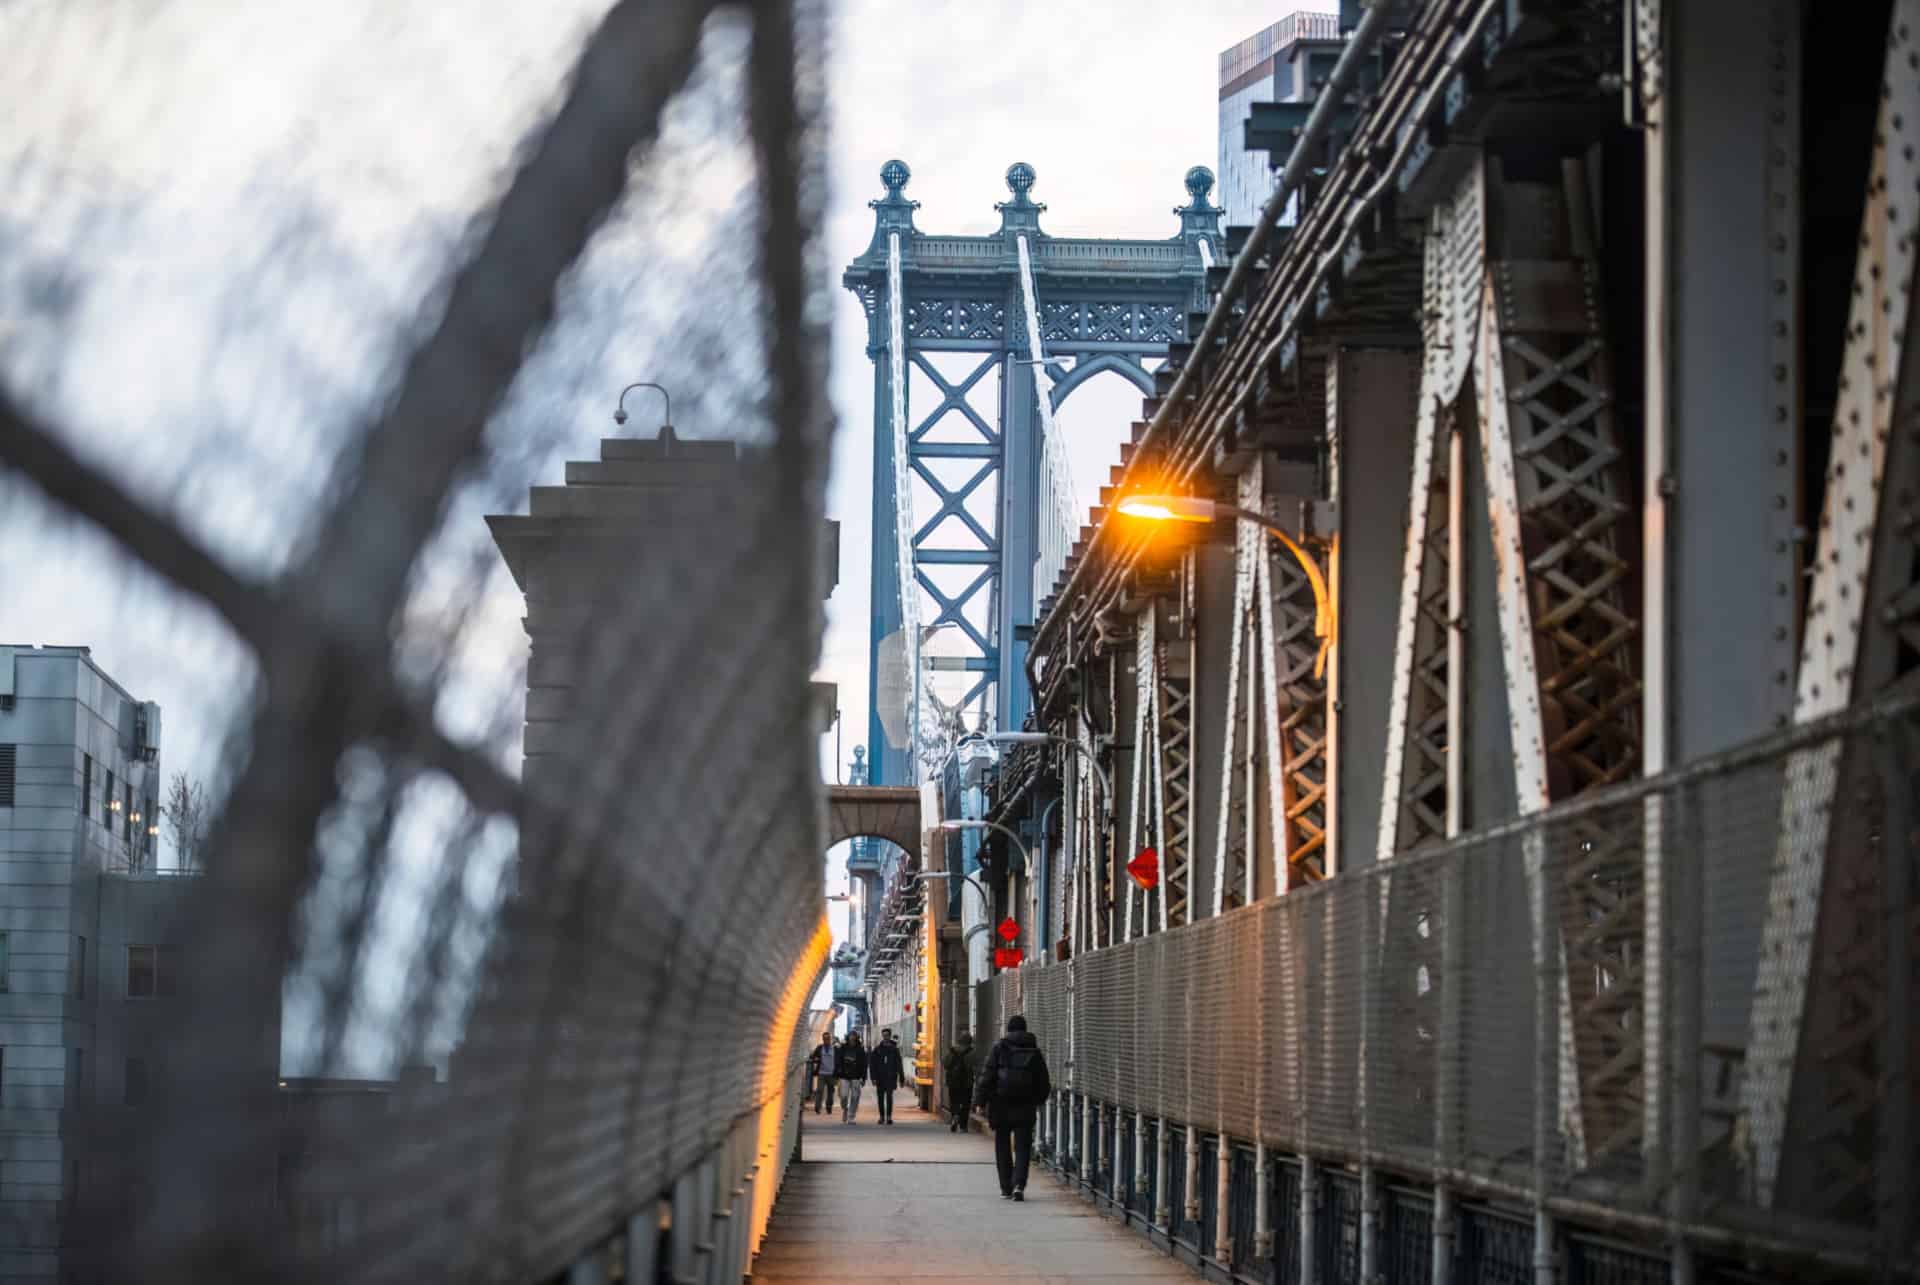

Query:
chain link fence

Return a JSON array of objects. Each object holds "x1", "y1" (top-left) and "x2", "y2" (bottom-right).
[
  {"x1": 975, "y1": 695, "x2": 1920, "y2": 1279},
  {"x1": 1, "y1": 1, "x2": 835, "y2": 1281}
]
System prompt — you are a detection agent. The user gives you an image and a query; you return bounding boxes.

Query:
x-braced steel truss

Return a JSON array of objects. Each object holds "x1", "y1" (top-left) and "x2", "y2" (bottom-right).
[{"x1": 1475, "y1": 155, "x2": 1644, "y2": 1173}]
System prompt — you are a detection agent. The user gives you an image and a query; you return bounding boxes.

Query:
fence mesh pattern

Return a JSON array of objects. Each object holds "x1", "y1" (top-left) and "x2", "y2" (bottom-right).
[
  {"x1": 975, "y1": 698, "x2": 1920, "y2": 1271},
  {"x1": 1, "y1": 2, "x2": 834, "y2": 1280}
]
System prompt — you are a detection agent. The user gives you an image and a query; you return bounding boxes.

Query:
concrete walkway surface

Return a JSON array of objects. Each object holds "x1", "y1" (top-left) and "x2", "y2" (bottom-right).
[{"x1": 752, "y1": 1102, "x2": 1195, "y2": 1283}]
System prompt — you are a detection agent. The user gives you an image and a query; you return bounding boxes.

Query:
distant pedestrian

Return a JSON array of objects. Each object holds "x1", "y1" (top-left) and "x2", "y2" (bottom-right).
[
  {"x1": 870, "y1": 1027, "x2": 906, "y2": 1124},
  {"x1": 837, "y1": 1031, "x2": 869, "y2": 1123},
  {"x1": 943, "y1": 1032, "x2": 976, "y2": 1133},
  {"x1": 974, "y1": 1015, "x2": 1051, "y2": 1202},
  {"x1": 808, "y1": 1032, "x2": 838, "y2": 1114}
]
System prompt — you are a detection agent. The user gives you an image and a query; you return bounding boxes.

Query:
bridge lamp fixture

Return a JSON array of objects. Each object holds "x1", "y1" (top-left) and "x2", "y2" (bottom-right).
[
  {"x1": 1116, "y1": 493, "x2": 1337, "y2": 677},
  {"x1": 613, "y1": 381, "x2": 672, "y2": 433},
  {"x1": 982, "y1": 732, "x2": 1113, "y2": 806}
]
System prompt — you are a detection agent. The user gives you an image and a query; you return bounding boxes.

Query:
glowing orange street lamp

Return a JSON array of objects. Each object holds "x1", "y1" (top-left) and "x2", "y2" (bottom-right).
[{"x1": 1116, "y1": 493, "x2": 1336, "y2": 677}]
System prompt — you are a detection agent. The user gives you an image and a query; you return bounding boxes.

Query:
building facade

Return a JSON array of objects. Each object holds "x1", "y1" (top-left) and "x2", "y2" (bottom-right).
[
  {"x1": 0, "y1": 645, "x2": 205, "y2": 1280},
  {"x1": 1215, "y1": 11, "x2": 1343, "y2": 228}
]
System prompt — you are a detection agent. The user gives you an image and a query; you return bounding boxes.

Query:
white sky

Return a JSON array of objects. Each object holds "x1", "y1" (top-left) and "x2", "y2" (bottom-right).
[
  {"x1": 0, "y1": 1, "x2": 1336, "y2": 994},
  {"x1": 816, "y1": 1, "x2": 1336, "y2": 928}
]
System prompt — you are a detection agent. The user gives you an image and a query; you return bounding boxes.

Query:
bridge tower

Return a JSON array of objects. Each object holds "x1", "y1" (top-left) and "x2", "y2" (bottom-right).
[{"x1": 844, "y1": 161, "x2": 1220, "y2": 784}]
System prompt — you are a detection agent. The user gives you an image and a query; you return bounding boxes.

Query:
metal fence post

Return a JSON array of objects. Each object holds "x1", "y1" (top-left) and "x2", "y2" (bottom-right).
[
  {"x1": 1135, "y1": 1110, "x2": 1150, "y2": 1201},
  {"x1": 1185, "y1": 1123, "x2": 1201, "y2": 1220},
  {"x1": 626, "y1": 1202, "x2": 661, "y2": 1285},
  {"x1": 1359, "y1": 1164, "x2": 1378, "y2": 1285},
  {"x1": 1155, "y1": 1116, "x2": 1172, "y2": 1230},
  {"x1": 1431, "y1": 1181, "x2": 1455, "y2": 1285},
  {"x1": 1300, "y1": 1153, "x2": 1318, "y2": 1285},
  {"x1": 1216, "y1": 1134, "x2": 1232, "y2": 1267},
  {"x1": 1254, "y1": 1143, "x2": 1272, "y2": 1259}
]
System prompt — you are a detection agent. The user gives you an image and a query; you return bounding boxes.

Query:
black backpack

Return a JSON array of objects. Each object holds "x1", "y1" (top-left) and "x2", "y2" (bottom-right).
[{"x1": 997, "y1": 1044, "x2": 1042, "y2": 1103}]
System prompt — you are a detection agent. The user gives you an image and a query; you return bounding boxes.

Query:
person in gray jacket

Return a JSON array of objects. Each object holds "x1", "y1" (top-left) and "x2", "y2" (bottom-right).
[{"x1": 808, "y1": 1032, "x2": 837, "y2": 1114}]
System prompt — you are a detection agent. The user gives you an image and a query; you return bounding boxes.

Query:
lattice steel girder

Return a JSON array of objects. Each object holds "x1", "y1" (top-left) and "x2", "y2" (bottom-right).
[
  {"x1": 1743, "y1": 3, "x2": 1920, "y2": 1224},
  {"x1": 1474, "y1": 151, "x2": 1644, "y2": 1172},
  {"x1": 1158, "y1": 563, "x2": 1196, "y2": 931},
  {"x1": 846, "y1": 164, "x2": 1217, "y2": 769},
  {"x1": 1209, "y1": 456, "x2": 1331, "y2": 917}
]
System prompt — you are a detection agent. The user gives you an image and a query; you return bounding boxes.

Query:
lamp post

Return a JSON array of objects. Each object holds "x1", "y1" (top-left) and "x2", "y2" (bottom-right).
[
  {"x1": 613, "y1": 381, "x2": 671, "y2": 431},
  {"x1": 929, "y1": 819, "x2": 1033, "y2": 990},
  {"x1": 1116, "y1": 493, "x2": 1336, "y2": 676},
  {"x1": 984, "y1": 732, "x2": 1113, "y2": 808}
]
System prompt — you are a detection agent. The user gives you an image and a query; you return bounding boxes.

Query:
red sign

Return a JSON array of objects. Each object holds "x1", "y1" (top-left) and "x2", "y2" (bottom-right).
[
  {"x1": 997, "y1": 917, "x2": 1019, "y2": 942},
  {"x1": 1126, "y1": 846, "x2": 1160, "y2": 890},
  {"x1": 993, "y1": 945, "x2": 1025, "y2": 969}
]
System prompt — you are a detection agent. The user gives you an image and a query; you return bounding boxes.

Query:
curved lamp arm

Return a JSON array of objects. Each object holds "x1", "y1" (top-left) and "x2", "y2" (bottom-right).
[
  {"x1": 1115, "y1": 494, "x2": 1337, "y2": 677},
  {"x1": 987, "y1": 732, "x2": 1113, "y2": 808},
  {"x1": 614, "y1": 381, "x2": 671, "y2": 428}
]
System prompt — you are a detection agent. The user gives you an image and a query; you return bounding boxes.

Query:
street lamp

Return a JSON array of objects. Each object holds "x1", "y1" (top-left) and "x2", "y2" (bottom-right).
[
  {"x1": 1116, "y1": 493, "x2": 1335, "y2": 676},
  {"x1": 613, "y1": 381, "x2": 671, "y2": 431},
  {"x1": 931, "y1": 818, "x2": 1032, "y2": 880},
  {"x1": 983, "y1": 732, "x2": 1113, "y2": 806}
]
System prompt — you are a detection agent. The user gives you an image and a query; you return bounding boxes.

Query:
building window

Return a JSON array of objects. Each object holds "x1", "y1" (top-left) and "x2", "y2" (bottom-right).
[
  {"x1": 0, "y1": 933, "x2": 9, "y2": 993},
  {"x1": 127, "y1": 945, "x2": 179, "y2": 998},
  {"x1": 123, "y1": 784, "x2": 133, "y2": 842},
  {"x1": 73, "y1": 936, "x2": 87, "y2": 998},
  {"x1": 124, "y1": 1057, "x2": 147, "y2": 1106},
  {"x1": 81, "y1": 754, "x2": 92, "y2": 819},
  {"x1": 103, "y1": 767, "x2": 115, "y2": 827},
  {"x1": 0, "y1": 744, "x2": 14, "y2": 808}
]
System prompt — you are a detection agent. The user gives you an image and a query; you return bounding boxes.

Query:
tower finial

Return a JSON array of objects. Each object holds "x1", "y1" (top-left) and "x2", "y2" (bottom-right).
[{"x1": 1004, "y1": 162, "x2": 1037, "y2": 204}]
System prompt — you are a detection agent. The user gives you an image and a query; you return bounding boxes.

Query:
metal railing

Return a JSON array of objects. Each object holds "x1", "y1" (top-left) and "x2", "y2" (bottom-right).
[{"x1": 973, "y1": 695, "x2": 1920, "y2": 1283}]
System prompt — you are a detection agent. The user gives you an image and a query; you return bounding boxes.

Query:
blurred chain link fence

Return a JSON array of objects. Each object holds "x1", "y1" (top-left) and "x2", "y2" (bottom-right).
[
  {"x1": 1, "y1": 1, "x2": 835, "y2": 1281},
  {"x1": 973, "y1": 694, "x2": 1919, "y2": 1278}
]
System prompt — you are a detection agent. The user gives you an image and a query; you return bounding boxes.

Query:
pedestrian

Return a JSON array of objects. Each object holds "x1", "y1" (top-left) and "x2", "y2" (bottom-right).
[
  {"x1": 837, "y1": 1030, "x2": 869, "y2": 1124},
  {"x1": 869, "y1": 1027, "x2": 906, "y2": 1124},
  {"x1": 942, "y1": 1031, "x2": 976, "y2": 1133},
  {"x1": 973, "y1": 1015, "x2": 1051, "y2": 1202},
  {"x1": 808, "y1": 1031, "x2": 838, "y2": 1115}
]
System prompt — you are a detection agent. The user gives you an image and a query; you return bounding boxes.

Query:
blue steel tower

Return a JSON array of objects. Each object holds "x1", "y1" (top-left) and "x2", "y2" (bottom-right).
[{"x1": 844, "y1": 161, "x2": 1219, "y2": 785}]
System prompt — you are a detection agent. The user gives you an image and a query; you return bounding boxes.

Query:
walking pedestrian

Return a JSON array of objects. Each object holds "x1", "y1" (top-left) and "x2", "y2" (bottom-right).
[
  {"x1": 973, "y1": 1015, "x2": 1051, "y2": 1202},
  {"x1": 837, "y1": 1030, "x2": 869, "y2": 1123},
  {"x1": 870, "y1": 1028, "x2": 906, "y2": 1124},
  {"x1": 808, "y1": 1031, "x2": 838, "y2": 1115},
  {"x1": 943, "y1": 1032, "x2": 976, "y2": 1133}
]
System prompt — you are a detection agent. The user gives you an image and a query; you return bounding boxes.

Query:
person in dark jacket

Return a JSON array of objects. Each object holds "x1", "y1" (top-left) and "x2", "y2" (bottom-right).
[
  {"x1": 942, "y1": 1032, "x2": 976, "y2": 1132},
  {"x1": 974, "y1": 1015, "x2": 1051, "y2": 1200},
  {"x1": 836, "y1": 1031, "x2": 869, "y2": 1124},
  {"x1": 869, "y1": 1028, "x2": 906, "y2": 1124}
]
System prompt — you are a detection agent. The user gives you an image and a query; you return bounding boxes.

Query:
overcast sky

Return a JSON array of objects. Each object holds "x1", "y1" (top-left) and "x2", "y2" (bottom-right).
[
  {"x1": 0, "y1": 1, "x2": 1335, "y2": 969},
  {"x1": 815, "y1": 1, "x2": 1336, "y2": 928}
]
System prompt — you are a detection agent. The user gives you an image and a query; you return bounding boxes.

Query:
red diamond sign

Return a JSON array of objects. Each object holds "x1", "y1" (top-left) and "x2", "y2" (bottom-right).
[
  {"x1": 997, "y1": 917, "x2": 1019, "y2": 942},
  {"x1": 1126, "y1": 846, "x2": 1159, "y2": 890}
]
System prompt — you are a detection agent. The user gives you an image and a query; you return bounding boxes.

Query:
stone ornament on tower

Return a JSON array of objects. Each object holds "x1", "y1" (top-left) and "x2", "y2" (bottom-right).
[
  {"x1": 1176, "y1": 165, "x2": 1223, "y2": 245},
  {"x1": 995, "y1": 161, "x2": 1046, "y2": 235},
  {"x1": 1178, "y1": 165, "x2": 1218, "y2": 213}
]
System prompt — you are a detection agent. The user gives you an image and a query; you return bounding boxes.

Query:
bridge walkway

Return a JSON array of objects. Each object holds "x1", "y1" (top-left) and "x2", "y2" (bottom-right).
[{"x1": 753, "y1": 1103, "x2": 1194, "y2": 1283}]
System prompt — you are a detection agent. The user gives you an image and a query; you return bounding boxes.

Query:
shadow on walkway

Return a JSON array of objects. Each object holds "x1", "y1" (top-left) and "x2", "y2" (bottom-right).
[{"x1": 754, "y1": 1103, "x2": 1195, "y2": 1282}]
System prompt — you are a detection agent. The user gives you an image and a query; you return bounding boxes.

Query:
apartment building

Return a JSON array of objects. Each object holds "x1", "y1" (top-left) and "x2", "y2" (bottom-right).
[{"x1": 0, "y1": 645, "x2": 211, "y2": 1281}]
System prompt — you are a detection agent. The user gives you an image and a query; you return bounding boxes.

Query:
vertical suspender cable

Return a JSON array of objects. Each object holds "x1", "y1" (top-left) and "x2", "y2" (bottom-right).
[{"x1": 887, "y1": 232, "x2": 922, "y2": 762}]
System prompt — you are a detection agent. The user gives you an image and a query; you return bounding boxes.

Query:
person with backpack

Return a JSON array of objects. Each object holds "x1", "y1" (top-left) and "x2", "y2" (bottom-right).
[
  {"x1": 973, "y1": 1014, "x2": 1051, "y2": 1201},
  {"x1": 869, "y1": 1028, "x2": 906, "y2": 1125},
  {"x1": 808, "y1": 1031, "x2": 838, "y2": 1114},
  {"x1": 837, "y1": 1030, "x2": 869, "y2": 1123},
  {"x1": 942, "y1": 1032, "x2": 976, "y2": 1133}
]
